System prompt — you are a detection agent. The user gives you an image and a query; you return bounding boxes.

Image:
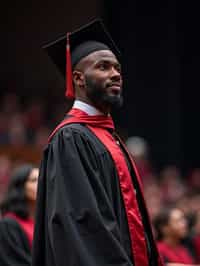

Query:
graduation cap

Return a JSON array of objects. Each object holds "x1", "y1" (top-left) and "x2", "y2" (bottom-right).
[{"x1": 43, "y1": 18, "x2": 121, "y2": 99}]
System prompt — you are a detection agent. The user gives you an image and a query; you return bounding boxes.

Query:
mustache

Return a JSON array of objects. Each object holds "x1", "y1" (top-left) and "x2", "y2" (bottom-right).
[{"x1": 106, "y1": 82, "x2": 122, "y2": 88}]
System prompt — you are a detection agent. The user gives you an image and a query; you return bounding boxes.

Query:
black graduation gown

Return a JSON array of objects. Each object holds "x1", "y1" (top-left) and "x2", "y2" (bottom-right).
[
  {"x1": 32, "y1": 123, "x2": 157, "y2": 266},
  {"x1": 0, "y1": 217, "x2": 31, "y2": 266}
]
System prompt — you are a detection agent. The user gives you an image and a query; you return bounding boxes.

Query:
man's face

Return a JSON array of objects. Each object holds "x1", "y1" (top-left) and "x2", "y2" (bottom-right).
[{"x1": 77, "y1": 50, "x2": 123, "y2": 112}]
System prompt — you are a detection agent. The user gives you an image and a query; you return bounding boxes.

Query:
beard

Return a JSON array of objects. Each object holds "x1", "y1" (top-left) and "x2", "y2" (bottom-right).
[{"x1": 85, "y1": 76, "x2": 123, "y2": 111}]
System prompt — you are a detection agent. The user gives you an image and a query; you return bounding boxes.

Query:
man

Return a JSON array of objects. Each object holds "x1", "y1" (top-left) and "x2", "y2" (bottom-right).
[{"x1": 32, "y1": 19, "x2": 163, "y2": 266}]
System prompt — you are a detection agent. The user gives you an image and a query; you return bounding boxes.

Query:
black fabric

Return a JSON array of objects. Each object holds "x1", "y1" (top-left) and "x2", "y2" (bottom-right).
[
  {"x1": 31, "y1": 123, "x2": 158, "y2": 266},
  {"x1": 0, "y1": 217, "x2": 31, "y2": 266},
  {"x1": 71, "y1": 41, "x2": 110, "y2": 68}
]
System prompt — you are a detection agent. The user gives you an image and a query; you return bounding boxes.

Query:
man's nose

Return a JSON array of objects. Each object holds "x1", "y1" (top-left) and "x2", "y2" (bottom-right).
[{"x1": 110, "y1": 67, "x2": 121, "y2": 80}]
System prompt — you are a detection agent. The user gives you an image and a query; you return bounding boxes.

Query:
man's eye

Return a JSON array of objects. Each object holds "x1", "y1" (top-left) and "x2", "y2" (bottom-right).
[{"x1": 99, "y1": 64, "x2": 107, "y2": 70}]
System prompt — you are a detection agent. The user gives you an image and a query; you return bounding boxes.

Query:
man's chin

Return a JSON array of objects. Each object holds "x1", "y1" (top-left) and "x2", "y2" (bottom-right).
[{"x1": 104, "y1": 94, "x2": 123, "y2": 110}]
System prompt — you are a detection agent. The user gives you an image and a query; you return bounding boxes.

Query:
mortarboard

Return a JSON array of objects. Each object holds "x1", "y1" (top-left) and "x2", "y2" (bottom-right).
[{"x1": 43, "y1": 18, "x2": 121, "y2": 99}]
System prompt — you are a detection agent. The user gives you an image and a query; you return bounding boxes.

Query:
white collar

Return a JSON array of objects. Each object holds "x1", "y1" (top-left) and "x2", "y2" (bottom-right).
[{"x1": 72, "y1": 100, "x2": 104, "y2": 116}]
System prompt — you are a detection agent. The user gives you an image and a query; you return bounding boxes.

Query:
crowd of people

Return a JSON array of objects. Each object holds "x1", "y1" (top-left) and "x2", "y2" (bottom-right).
[
  {"x1": 0, "y1": 92, "x2": 68, "y2": 148},
  {"x1": 127, "y1": 136, "x2": 200, "y2": 265},
  {"x1": 0, "y1": 91, "x2": 199, "y2": 265}
]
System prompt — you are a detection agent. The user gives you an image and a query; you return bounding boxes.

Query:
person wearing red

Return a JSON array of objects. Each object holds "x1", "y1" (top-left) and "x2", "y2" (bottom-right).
[
  {"x1": 32, "y1": 19, "x2": 163, "y2": 266},
  {"x1": 192, "y1": 210, "x2": 200, "y2": 263},
  {"x1": 154, "y1": 207, "x2": 198, "y2": 266},
  {"x1": 0, "y1": 164, "x2": 39, "y2": 266}
]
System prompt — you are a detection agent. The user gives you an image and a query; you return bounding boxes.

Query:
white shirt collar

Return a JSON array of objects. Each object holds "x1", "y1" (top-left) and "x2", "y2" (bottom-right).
[{"x1": 72, "y1": 100, "x2": 103, "y2": 116}]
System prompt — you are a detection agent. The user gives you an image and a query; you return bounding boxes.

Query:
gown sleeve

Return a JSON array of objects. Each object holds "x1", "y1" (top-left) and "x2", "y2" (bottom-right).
[
  {"x1": 0, "y1": 217, "x2": 31, "y2": 266},
  {"x1": 32, "y1": 126, "x2": 133, "y2": 266}
]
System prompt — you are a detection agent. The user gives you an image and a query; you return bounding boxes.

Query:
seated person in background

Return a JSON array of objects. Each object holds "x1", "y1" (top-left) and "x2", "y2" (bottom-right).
[
  {"x1": 154, "y1": 207, "x2": 199, "y2": 266},
  {"x1": 192, "y1": 210, "x2": 200, "y2": 264},
  {"x1": 0, "y1": 164, "x2": 39, "y2": 266}
]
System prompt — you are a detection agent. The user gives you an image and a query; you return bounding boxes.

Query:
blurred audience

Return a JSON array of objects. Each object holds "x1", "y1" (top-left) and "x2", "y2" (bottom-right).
[
  {"x1": 192, "y1": 210, "x2": 200, "y2": 263},
  {"x1": 0, "y1": 92, "x2": 51, "y2": 147},
  {"x1": 154, "y1": 207, "x2": 198, "y2": 265},
  {"x1": 125, "y1": 136, "x2": 156, "y2": 185},
  {"x1": 144, "y1": 182, "x2": 163, "y2": 220},
  {"x1": 0, "y1": 164, "x2": 39, "y2": 266},
  {"x1": 126, "y1": 135, "x2": 200, "y2": 265},
  {"x1": 7, "y1": 113, "x2": 28, "y2": 146},
  {"x1": 187, "y1": 168, "x2": 200, "y2": 193},
  {"x1": 159, "y1": 165, "x2": 186, "y2": 205},
  {"x1": 0, "y1": 155, "x2": 11, "y2": 202}
]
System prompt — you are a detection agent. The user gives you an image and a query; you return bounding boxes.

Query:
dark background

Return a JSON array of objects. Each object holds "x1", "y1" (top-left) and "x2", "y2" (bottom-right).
[{"x1": 1, "y1": 0, "x2": 200, "y2": 173}]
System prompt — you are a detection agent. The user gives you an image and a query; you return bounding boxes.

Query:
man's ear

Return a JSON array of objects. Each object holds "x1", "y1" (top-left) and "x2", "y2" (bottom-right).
[{"x1": 73, "y1": 70, "x2": 85, "y2": 88}]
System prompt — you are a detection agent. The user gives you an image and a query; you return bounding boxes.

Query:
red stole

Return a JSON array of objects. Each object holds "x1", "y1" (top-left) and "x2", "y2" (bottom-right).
[
  {"x1": 49, "y1": 108, "x2": 163, "y2": 266},
  {"x1": 5, "y1": 212, "x2": 34, "y2": 248}
]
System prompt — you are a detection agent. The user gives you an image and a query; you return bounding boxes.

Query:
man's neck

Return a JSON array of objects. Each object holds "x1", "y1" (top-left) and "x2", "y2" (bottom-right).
[{"x1": 72, "y1": 100, "x2": 104, "y2": 116}]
